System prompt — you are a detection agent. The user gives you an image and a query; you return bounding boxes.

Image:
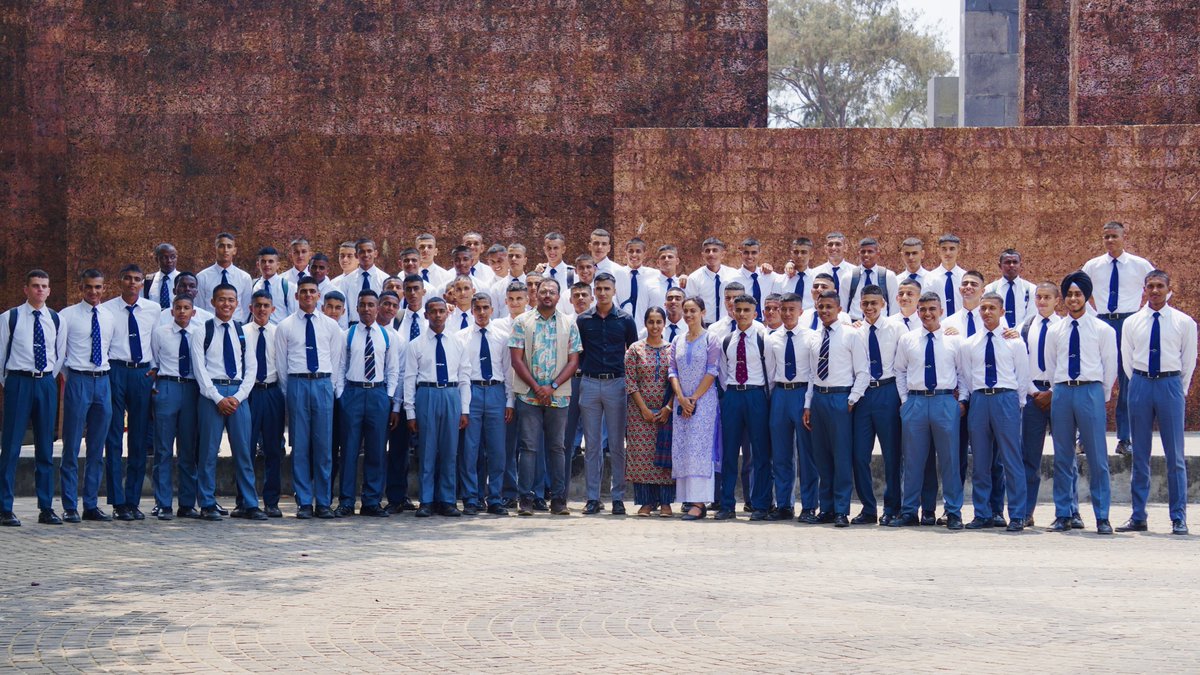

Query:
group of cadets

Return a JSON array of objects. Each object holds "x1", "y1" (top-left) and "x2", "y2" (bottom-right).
[{"x1": 0, "y1": 221, "x2": 1192, "y2": 536}]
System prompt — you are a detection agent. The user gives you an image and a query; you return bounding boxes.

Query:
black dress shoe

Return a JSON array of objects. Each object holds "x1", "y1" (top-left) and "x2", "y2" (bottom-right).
[
  {"x1": 1172, "y1": 519, "x2": 1189, "y2": 535},
  {"x1": 532, "y1": 498, "x2": 550, "y2": 512},
  {"x1": 214, "y1": 502, "x2": 230, "y2": 516},
  {"x1": 1006, "y1": 519, "x2": 1025, "y2": 532},
  {"x1": 833, "y1": 513, "x2": 850, "y2": 528},
  {"x1": 1070, "y1": 512, "x2": 1085, "y2": 529},
  {"x1": 551, "y1": 498, "x2": 570, "y2": 515},
  {"x1": 83, "y1": 508, "x2": 113, "y2": 522},
  {"x1": 713, "y1": 509, "x2": 736, "y2": 521},
  {"x1": 1047, "y1": 516, "x2": 1072, "y2": 532},
  {"x1": 1096, "y1": 519, "x2": 1113, "y2": 535},
  {"x1": 749, "y1": 509, "x2": 769, "y2": 521},
  {"x1": 611, "y1": 500, "x2": 626, "y2": 516},
  {"x1": 796, "y1": 509, "x2": 819, "y2": 524},
  {"x1": 314, "y1": 505, "x2": 336, "y2": 519},
  {"x1": 38, "y1": 509, "x2": 62, "y2": 525},
  {"x1": 439, "y1": 503, "x2": 462, "y2": 517},
  {"x1": 384, "y1": 503, "x2": 404, "y2": 515},
  {"x1": 517, "y1": 499, "x2": 533, "y2": 516},
  {"x1": 176, "y1": 507, "x2": 200, "y2": 519},
  {"x1": 486, "y1": 504, "x2": 509, "y2": 516},
  {"x1": 582, "y1": 500, "x2": 602, "y2": 515},
  {"x1": 295, "y1": 505, "x2": 314, "y2": 520},
  {"x1": 503, "y1": 498, "x2": 519, "y2": 509},
  {"x1": 707, "y1": 501, "x2": 720, "y2": 513},
  {"x1": 63, "y1": 510, "x2": 82, "y2": 523},
  {"x1": 200, "y1": 507, "x2": 222, "y2": 521},
  {"x1": 156, "y1": 509, "x2": 174, "y2": 521},
  {"x1": 935, "y1": 513, "x2": 948, "y2": 526},
  {"x1": 919, "y1": 513, "x2": 937, "y2": 527},
  {"x1": 1023, "y1": 516, "x2": 1035, "y2": 528},
  {"x1": 243, "y1": 508, "x2": 269, "y2": 521},
  {"x1": 359, "y1": 505, "x2": 389, "y2": 517},
  {"x1": 815, "y1": 511, "x2": 836, "y2": 525},
  {"x1": 850, "y1": 511, "x2": 878, "y2": 525},
  {"x1": 265, "y1": 506, "x2": 282, "y2": 518},
  {"x1": 113, "y1": 507, "x2": 135, "y2": 522},
  {"x1": 151, "y1": 505, "x2": 162, "y2": 517},
  {"x1": 462, "y1": 503, "x2": 479, "y2": 516},
  {"x1": 415, "y1": 504, "x2": 433, "y2": 518},
  {"x1": 1116, "y1": 518, "x2": 1148, "y2": 532},
  {"x1": 230, "y1": 507, "x2": 248, "y2": 519},
  {"x1": 879, "y1": 514, "x2": 894, "y2": 526},
  {"x1": 0, "y1": 511, "x2": 21, "y2": 527},
  {"x1": 333, "y1": 505, "x2": 355, "y2": 518},
  {"x1": 990, "y1": 513, "x2": 1007, "y2": 528},
  {"x1": 1115, "y1": 439, "x2": 1131, "y2": 456},
  {"x1": 888, "y1": 514, "x2": 919, "y2": 527},
  {"x1": 767, "y1": 508, "x2": 795, "y2": 521},
  {"x1": 965, "y1": 517, "x2": 992, "y2": 530},
  {"x1": 945, "y1": 514, "x2": 964, "y2": 530}
]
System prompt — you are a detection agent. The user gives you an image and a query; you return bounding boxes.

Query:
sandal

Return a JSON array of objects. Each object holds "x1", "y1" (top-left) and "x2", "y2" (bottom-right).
[
  {"x1": 680, "y1": 504, "x2": 706, "y2": 521},
  {"x1": 659, "y1": 504, "x2": 674, "y2": 518},
  {"x1": 637, "y1": 505, "x2": 653, "y2": 517}
]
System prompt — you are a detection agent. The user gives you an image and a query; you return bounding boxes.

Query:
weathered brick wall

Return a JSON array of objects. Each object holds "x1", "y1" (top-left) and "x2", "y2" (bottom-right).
[
  {"x1": 1019, "y1": 0, "x2": 1070, "y2": 126},
  {"x1": 0, "y1": 0, "x2": 766, "y2": 306},
  {"x1": 614, "y1": 125, "x2": 1200, "y2": 425}
]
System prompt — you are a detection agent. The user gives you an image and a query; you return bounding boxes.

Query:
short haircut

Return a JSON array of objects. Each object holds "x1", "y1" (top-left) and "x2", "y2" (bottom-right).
[
  {"x1": 701, "y1": 237, "x2": 726, "y2": 249},
  {"x1": 813, "y1": 272, "x2": 834, "y2": 283},
  {"x1": 733, "y1": 294, "x2": 757, "y2": 306},
  {"x1": 657, "y1": 244, "x2": 678, "y2": 255},
  {"x1": 338, "y1": 241, "x2": 356, "y2": 251},
  {"x1": 544, "y1": 232, "x2": 565, "y2": 243},
  {"x1": 174, "y1": 271, "x2": 197, "y2": 287},
  {"x1": 569, "y1": 281, "x2": 592, "y2": 293},
  {"x1": 574, "y1": 253, "x2": 594, "y2": 265},
  {"x1": 815, "y1": 290, "x2": 840, "y2": 305},
  {"x1": 898, "y1": 278, "x2": 922, "y2": 291},
  {"x1": 451, "y1": 245, "x2": 472, "y2": 258},
  {"x1": 215, "y1": 232, "x2": 235, "y2": 243},
  {"x1": 539, "y1": 278, "x2": 561, "y2": 293},
  {"x1": 297, "y1": 275, "x2": 319, "y2": 288},
  {"x1": 355, "y1": 238, "x2": 376, "y2": 251},
  {"x1": 1036, "y1": 281, "x2": 1060, "y2": 296},
  {"x1": 918, "y1": 291, "x2": 942, "y2": 305},
  {"x1": 593, "y1": 272, "x2": 616, "y2": 286},
  {"x1": 590, "y1": 228, "x2": 611, "y2": 241},
  {"x1": 80, "y1": 268, "x2": 104, "y2": 281},
  {"x1": 424, "y1": 296, "x2": 447, "y2": 309},
  {"x1": 858, "y1": 237, "x2": 879, "y2": 248},
  {"x1": 119, "y1": 263, "x2": 143, "y2": 276},
  {"x1": 780, "y1": 292, "x2": 804, "y2": 304},
  {"x1": 383, "y1": 275, "x2": 402, "y2": 286},
  {"x1": 741, "y1": 237, "x2": 761, "y2": 248},
  {"x1": 963, "y1": 270, "x2": 985, "y2": 284},
  {"x1": 486, "y1": 243, "x2": 507, "y2": 257},
  {"x1": 290, "y1": 237, "x2": 310, "y2": 248},
  {"x1": 825, "y1": 232, "x2": 845, "y2": 242},
  {"x1": 506, "y1": 281, "x2": 528, "y2": 294},
  {"x1": 251, "y1": 289, "x2": 273, "y2": 303},
  {"x1": 379, "y1": 290, "x2": 400, "y2": 302},
  {"x1": 626, "y1": 237, "x2": 646, "y2": 249},
  {"x1": 400, "y1": 247, "x2": 419, "y2": 258},
  {"x1": 980, "y1": 291, "x2": 1004, "y2": 305},
  {"x1": 324, "y1": 290, "x2": 346, "y2": 304},
  {"x1": 172, "y1": 295, "x2": 194, "y2": 308},
  {"x1": 154, "y1": 242, "x2": 176, "y2": 255},
  {"x1": 860, "y1": 284, "x2": 884, "y2": 298},
  {"x1": 764, "y1": 292, "x2": 782, "y2": 303},
  {"x1": 665, "y1": 286, "x2": 686, "y2": 300},
  {"x1": 416, "y1": 232, "x2": 436, "y2": 243},
  {"x1": 508, "y1": 243, "x2": 527, "y2": 254},
  {"x1": 463, "y1": 231, "x2": 483, "y2": 242},
  {"x1": 1145, "y1": 269, "x2": 1170, "y2": 285},
  {"x1": 724, "y1": 281, "x2": 746, "y2": 294},
  {"x1": 900, "y1": 237, "x2": 924, "y2": 248},
  {"x1": 791, "y1": 237, "x2": 814, "y2": 248},
  {"x1": 937, "y1": 233, "x2": 961, "y2": 245},
  {"x1": 470, "y1": 292, "x2": 492, "y2": 308},
  {"x1": 1103, "y1": 220, "x2": 1125, "y2": 231},
  {"x1": 357, "y1": 289, "x2": 379, "y2": 300},
  {"x1": 211, "y1": 282, "x2": 238, "y2": 298},
  {"x1": 310, "y1": 253, "x2": 330, "y2": 263},
  {"x1": 258, "y1": 246, "x2": 279, "y2": 257},
  {"x1": 403, "y1": 274, "x2": 424, "y2": 287},
  {"x1": 998, "y1": 248, "x2": 1021, "y2": 262}
]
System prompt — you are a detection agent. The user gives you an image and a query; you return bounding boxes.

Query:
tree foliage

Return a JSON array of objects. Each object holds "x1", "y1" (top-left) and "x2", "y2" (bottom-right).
[{"x1": 769, "y1": 0, "x2": 954, "y2": 128}]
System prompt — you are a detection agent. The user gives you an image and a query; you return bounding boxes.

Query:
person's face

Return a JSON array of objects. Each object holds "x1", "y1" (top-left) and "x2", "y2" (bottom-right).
[
  {"x1": 811, "y1": 279, "x2": 832, "y2": 300},
  {"x1": 379, "y1": 297, "x2": 399, "y2": 323},
  {"x1": 463, "y1": 235, "x2": 483, "y2": 260},
  {"x1": 508, "y1": 248, "x2": 527, "y2": 273},
  {"x1": 357, "y1": 296, "x2": 378, "y2": 326},
  {"x1": 506, "y1": 291, "x2": 528, "y2": 315},
  {"x1": 309, "y1": 258, "x2": 329, "y2": 283},
  {"x1": 593, "y1": 279, "x2": 615, "y2": 307},
  {"x1": 297, "y1": 284, "x2": 320, "y2": 313},
  {"x1": 780, "y1": 300, "x2": 800, "y2": 326},
  {"x1": 527, "y1": 276, "x2": 542, "y2": 298},
  {"x1": 938, "y1": 242, "x2": 959, "y2": 266},
  {"x1": 860, "y1": 294, "x2": 883, "y2": 322},
  {"x1": 571, "y1": 286, "x2": 593, "y2": 313},
  {"x1": 323, "y1": 300, "x2": 344, "y2": 320},
  {"x1": 825, "y1": 237, "x2": 845, "y2": 263},
  {"x1": 588, "y1": 235, "x2": 611, "y2": 261},
  {"x1": 258, "y1": 254, "x2": 279, "y2": 278},
  {"x1": 576, "y1": 262, "x2": 595, "y2": 284},
  {"x1": 356, "y1": 243, "x2": 377, "y2": 269},
  {"x1": 171, "y1": 300, "x2": 194, "y2": 327},
  {"x1": 1103, "y1": 227, "x2": 1125, "y2": 255},
  {"x1": 1034, "y1": 288, "x2": 1058, "y2": 316},
  {"x1": 790, "y1": 244, "x2": 812, "y2": 269},
  {"x1": 897, "y1": 285, "x2": 919, "y2": 311},
  {"x1": 683, "y1": 301, "x2": 703, "y2": 328},
  {"x1": 900, "y1": 244, "x2": 923, "y2": 271},
  {"x1": 1145, "y1": 276, "x2": 1169, "y2": 309},
  {"x1": 453, "y1": 252, "x2": 473, "y2": 275},
  {"x1": 488, "y1": 252, "x2": 508, "y2": 275},
  {"x1": 644, "y1": 311, "x2": 665, "y2": 339},
  {"x1": 403, "y1": 282, "x2": 425, "y2": 309},
  {"x1": 657, "y1": 249, "x2": 678, "y2": 275},
  {"x1": 417, "y1": 239, "x2": 437, "y2": 263},
  {"x1": 156, "y1": 245, "x2": 178, "y2": 273},
  {"x1": 960, "y1": 276, "x2": 983, "y2": 302},
  {"x1": 858, "y1": 244, "x2": 878, "y2": 268},
  {"x1": 543, "y1": 239, "x2": 564, "y2": 263},
  {"x1": 816, "y1": 297, "x2": 839, "y2": 325},
  {"x1": 763, "y1": 300, "x2": 781, "y2": 327},
  {"x1": 119, "y1": 270, "x2": 145, "y2": 297},
  {"x1": 741, "y1": 245, "x2": 760, "y2": 270},
  {"x1": 452, "y1": 281, "x2": 474, "y2": 308},
  {"x1": 401, "y1": 253, "x2": 421, "y2": 275},
  {"x1": 215, "y1": 237, "x2": 236, "y2": 265},
  {"x1": 425, "y1": 302, "x2": 448, "y2": 331},
  {"x1": 290, "y1": 243, "x2": 311, "y2": 270},
  {"x1": 383, "y1": 279, "x2": 403, "y2": 295},
  {"x1": 536, "y1": 282, "x2": 559, "y2": 310},
  {"x1": 251, "y1": 296, "x2": 274, "y2": 325},
  {"x1": 664, "y1": 291, "x2": 683, "y2": 318},
  {"x1": 702, "y1": 244, "x2": 724, "y2": 268},
  {"x1": 979, "y1": 298, "x2": 1003, "y2": 331},
  {"x1": 733, "y1": 301, "x2": 756, "y2": 329},
  {"x1": 999, "y1": 254, "x2": 1022, "y2": 281},
  {"x1": 723, "y1": 290, "x2": 740, "y2": 315},
  {"x1": 212, "y1": 289, "x2": 238, "y2": 321},
  {"x1": 338, "y1": 248, "x2": 357, "y2": 274},
  {"x1": 80, "y1": 276, "x2": 104, "y2": 306},
  {"x1": 625, "y1": 244, "x2": 645, "y2": 268},
  {"x1": 917, "y1": 300, "x2": 943, "y2": 329},
  {"x1": 472, "y1": 299, "x2": 493, "y2": 325},
  {"x1": 175, "y1": 276, "x2": 198, "y2": 300}
]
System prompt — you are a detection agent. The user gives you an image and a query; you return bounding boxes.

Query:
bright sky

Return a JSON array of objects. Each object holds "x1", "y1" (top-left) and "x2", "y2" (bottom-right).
[{"x1": 897, "y1": 0, "x2": 960, "y2": 75}]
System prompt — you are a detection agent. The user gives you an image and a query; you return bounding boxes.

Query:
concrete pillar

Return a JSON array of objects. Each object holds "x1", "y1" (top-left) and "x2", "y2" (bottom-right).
[
  {"x1": 959, "y1": 0, "x2": 1020, "y2": 126},
  {"x1": 927, "y1": 76, "x2": 960, "y2": 127}
]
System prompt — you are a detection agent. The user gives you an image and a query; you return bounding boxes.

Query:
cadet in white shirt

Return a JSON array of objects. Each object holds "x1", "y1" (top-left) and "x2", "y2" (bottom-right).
[
  {"x1": 416, "y1": 232, "x2": 453, "y2": 288},
  {"x1": 457, "y1": 293, "x2": 514, "y2": 516},
  {"x1": 731, "y1": 238, "x2": 779, "y2": 320},
  {"x1": 897, "y1": 237, "x2": 930, "y2": 286},
  {"x1": 1117, "y1": 270, "x2": 1195, "y2": 535},
  {"x1": 846, "y1": 238, "x2": 898, "y2": 320},
  {"x1": 766, "y1": 292, "x2": 817, "y2": 522},
  {"x1": 617, "y1": 237, "x2": 664, "y2": 332},
  {"x1": 384, "y1": 279, "x2": 427, "y2": 514},
  {"x1": 942, "y1": 270, "x2": 986, "y2": 339},
  {"x1": 195, "y1": 233, "x2": 253, "y2": 323},
  {"x1": 404, "y1": 297, "x2": 471, "y2": 517},
  {"x1": 1081, "y1": 220, "x2": 1155, "y2": 457},
  {"x1": 811, "y1": 232, "x2": 856, "y2": 309},
  {"x1": 444, "y1": 274, "x2": 475, "y2": 334},
  {"x1": 339, "y1": 238, "x2": 391, "y2": 324},
  {"x1": 155, "y1": 272, "x2": 214, "y2": 328},
  {"x1": 244, "y1": 290, "x2": 285, "y2": 518},
  {"x1": 251, "y1": 246, "x2": 293, "y2": 324},
  {"x1": 686, "y1": 237, "x2": 739, "y2": 325},
  {"x1": 662, "y1": 286, "x2": 687, "y2": 345},
  {"x1": 1043, "y1": 272, "x2": 1117, "y2": 535},
  {"x1": 772, "y1": 237, "x2": 815, "y2": 310},
  {"x1": 541, "y1": 232, "x2": 577, "y2": 316},
  {"x1": 462, "y1": 231, "x2": 497, "y2": 288},
  {"x1": 143, "y1": 242, "x2": 179, "y2": 309},
  {"x1": 328, "y1": 241, "x2": 359, "y2": 289},
  {"x1": 1018, "y1": 282, "x2": 1067, "y2": 526},
  {"x1": 799, "y1": 274, "x2": 851, "y2": 331},
  {"x1": 850, "y1": 285, "x2": 905, "y2": 525},
  {"x1": 803, "y1": 290, "x2": 868, "y2": 527},
  {"x1": 922, "y1": 233, "x2": 967, "y2": 318},
  {"x1": 276, "y1": 277, "x2": 345, "y2": 519},
  {"x1": 960, "y1": 293, "x2": 1031, "y2": 532},
  {"x1": 655, "y1": 244, "x2": 687, "y2": 294},
  {"x1": 334, "y1": 290, "x2": 401, "y2": 518},
  {"x1": 890, "y1": 278, "x2": 923, "y2": 333},
  {"x1": 192, "y1": 284, "x2": 264, "y2": 522},
  {"x1": 984, "y1": 249, "x2": 1036, "y2": 329},
  {"x1": 280, "y1": 237, "x2": 312, "y2": 288},
  {"x1": 148, "y1": 295, "x2": 204, "y2": 520}
]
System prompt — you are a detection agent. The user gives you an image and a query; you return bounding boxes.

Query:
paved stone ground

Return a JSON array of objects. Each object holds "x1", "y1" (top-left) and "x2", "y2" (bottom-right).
[{"x1": 0, "y1": 499, "x2": 1196, "y2": 673}]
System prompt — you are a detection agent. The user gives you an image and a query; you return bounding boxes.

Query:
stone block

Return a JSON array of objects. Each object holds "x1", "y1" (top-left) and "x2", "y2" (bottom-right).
[{"x1": 964, "y1": 10, "x2": 1014, "y2": 54}]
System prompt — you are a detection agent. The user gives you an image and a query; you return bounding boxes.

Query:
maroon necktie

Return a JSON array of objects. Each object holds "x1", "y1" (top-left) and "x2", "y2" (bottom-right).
[{"x1": 736, "y1": 332, "x2": 748, "y2": 385}]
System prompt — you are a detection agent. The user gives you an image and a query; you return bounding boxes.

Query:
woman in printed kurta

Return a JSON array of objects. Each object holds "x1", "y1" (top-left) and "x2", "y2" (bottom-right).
[
  {"x1": 669, "y1": 297, "x2": 722, "y2": 521},
  {"x1": 624, "y1": 307, "x2": 676, "y2": 516}
]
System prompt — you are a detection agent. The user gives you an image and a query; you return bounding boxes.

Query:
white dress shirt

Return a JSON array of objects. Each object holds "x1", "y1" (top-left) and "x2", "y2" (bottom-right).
[
  {"x1": 943, "y1": 306, "x2": 984, "y2": 338},
  {"x1": 468, "y1": 262, "x2": 497, "y2": 288},
  {"x1": 852, "y1": 317, "x2": 905, "y2": 382},
  {"x1": 899, "y1": 267, "x2": 928, "y2": 286},
  {"x1": 143, "y1": 269, "x2": 179, "y2": 308},
  {"x1": 445, "y1": 307, "x2": 472, "y2": 335},
  {"x1": 767, "y1": 324, "x2": 815, "y2": 385},
  {"x1": 959, "y1": 326, "x2": 1031, "y2": 399},
  {"x1": 1120, "y1": 305, "x2": 1197, "y2": 394},
  {"x1": 811, "y1": 261, "x2": 857, "y2": 309},
  {"x1": 252, "y1": 275, "x2": 293, "y2": 323},
  {"x1": 660, "y1": 273, "x2": 686, "y2": 294},
  {"x1": 798, "y1": 308, "x2": 851, "y2": 332},
  {"x1": 1043, "y1": 313, "x2": 1118, "y2": 398},
  {"x1": 616, "y1": 266, "x2": 664, "y2": 331},
  {"x1": 1023, "y1": 313, "x2": 1060, "y2": 394},
  {"x1": 1082, "y1": 251, "x2": 1155, "y2": 314},
  {"x1": 157, "y1": 304, "x2": 213, "y2": 329},
  {"x1": 196, "y1": 263, "x2": 254, "y2": 323},
  {"x1": 662, "y1": 319, "x2": 686, "y2": 345},
  {"x1": 686, "y1": 264, "x2": 739, "y2": 324},
  {"x1": 193, "y1": 318, "x2": 257, "y2": 404},
  {"x1": 420, "y1": 263, "x2": 453, "y2": 289},
  {"x1": 281, "y1": 266, "x2": 309, "y2": 288},
  {"x1": 922, "y1": 265, "x2": 967, "y2": 315},
  {"x1": 102, "y1": 296, "x2": 160, "y2": 364},
  {"x1": 274, "y1": 311, "x2": 345, "y2": 388},
  {"x1": 402, "y1": 329, "x2": 472, "y2": 417},
  {"x1": 393, "y1": 308, "x2": 428, "y2": 346},
  {"x1": 57, "y1": 302, "x2": 117, "y2": 373},
  {"x1": 731, "y1": 266, "x2": 779, "y2": 314},
  {"x1": 543, "y1": 261, "x2": 576, "y2": 315},
  {"x1": 847, "y1": 265, "x2": 899, "y2": 319},
  {"x1": 985, "y1": 276, "x2": 1037, "y2": 328},
  {"x1": 244, "y1": 321, "x2": 278, "y2": 384},
  {"x1": 335, "y1": 321, "x2": 401, "y2": 399},
  {"x1": 339, "y1": 266, "x2": 391, "y2": 323},
  {"x1": 771, "y1": 269, "x2": 815, "y2": 309},
  {"x1": 890, "y1": 312, "x2": 921, "y2": 333},
  {"x1": 150, "y1": 322, "x2": 203, "y2": 378},
  {"x1": 490, "y1": 274, "x2": 526, "y2": 319},
  {"x1": 0, "y1": 304, "x2": 64, "y2": 379},
  {"x1": 717, "y1": 323, "x2": 773, "y2": 388},
  {"x1": 805, "y1": 321, "x2": 868, "y2": 407},
  {"x1": 894, "y1": 327, "x2": 969, "y2": 403},
  {"x1": 456, "y1": 321, "x2": 515, "y2": 407}
]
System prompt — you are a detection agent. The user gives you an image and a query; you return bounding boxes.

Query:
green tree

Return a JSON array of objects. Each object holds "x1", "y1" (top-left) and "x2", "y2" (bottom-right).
[{"x1": 769, "y1": 0, "x2": 954, "y2": 128}]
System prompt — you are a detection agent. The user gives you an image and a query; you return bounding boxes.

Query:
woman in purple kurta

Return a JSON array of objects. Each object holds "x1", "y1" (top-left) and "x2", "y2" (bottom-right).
[{"x1": 669, "y1": 297, "x2": 722, "y2": 520}]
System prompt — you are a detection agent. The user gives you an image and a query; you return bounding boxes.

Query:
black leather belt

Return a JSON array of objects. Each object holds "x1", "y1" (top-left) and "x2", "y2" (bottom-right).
[
  {"x1": 68, "y1": 368, "x2": 108, "y2": 377},
  {"x1": 417, "y1": 382, "x2": 454, "y2": 388},
  {"x1": 1060, "y1": 380, "x2": 1097, "y2": 387},
  {"x1": 347, "y1": 381, "x2": 384, "y2": 389},
  {"x1": 910, "y1": 389, "x2": 954, "y2": 396},
  {"x1": 974, "y1": 387, "x2": 1014, "y2": 395},
  {"x1": 157, "y1": 375, "x2": 194, "y2": 383},
  {"x1": 582, "y1": 373, "x2": 621, "y2": 380},
  {"x1": 6, "y1": 370, "x2": 52, "y2": 379},
  {"x1": 211, "y1": 378, "x2": 242, "y2": 386},
  {"x1": 815, "y1": 385, "x2": 851, "y2": 394},
  {"x1": 471, "y1": 380, "x2": 504, "y2": 386},
  {"x1": 290, "y1": 372, "x2": 331, "y2": 379},
  {"x1": 111, "y1": 360, "x2": 151, "y2": 368},
  {"x1": 775, "y1": 382, "x2": 808, "y2": 390},
  {"x1": 868, "y1": 377, "x2": 896, "y2": 388},
  {"x1": 254, "y1": 381, "x2": 279, "y2": 389},
  {"x1": 1098, "y1": 312, "x2": 1133, "y2": 321},
  {"x1": 1134, "y1": 370, "x2": 1180, "y2": 379},
  {"x1": 1032, "y1": 380, "x2": 1051, "y2": 389},
  {"x1": 726, "y1": 384, "x2": 764, "y2": 391}
]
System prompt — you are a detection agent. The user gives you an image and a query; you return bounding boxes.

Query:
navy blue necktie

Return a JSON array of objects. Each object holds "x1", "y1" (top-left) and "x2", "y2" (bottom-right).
[
  {"x1": 90, "y1": 307, "x2": 103, "y2": 367},
  {"x1": 127, "y1": 306, "x2": 143, "y2": 363},
  {"x1": 784, "y1": 329, "x2": 797, "y2": 380},
  {"x1": 818, "y1": 326, "x2": 831, "y2": 380},
  {"x1": 713, "y1": 273, "x2": 722, "y2": 321},
  {"x1": 178, "y1": 329, "x2": 192, "y2": 378},
  {"x1": 868, "y1": 325, "x2": 883, "y2": 380},
  {"x1": 831, "y1": 266, "x2": 840, "y2": 294},
  {"x1": 668, "y1": 323, "x2": 678, "y2": 343},
  {"x1": 666, "y1": 277, "x2": 674, "y2": 291},
  {"x1": 305, "y1": 314, "x2": 319, "y2": 373},
  {"x1": 460, "y1": 312, "x2": 468, "y2": 330},
  {"x1": 479, "y1": 328, "x2": 493, "y2": 380},
  {"x1": 793, "y1": 271, "x2": 805, "y2": 295},
  {"x1": 221, "y1": 269, "x2": 229, "y2": 286},
  {"x1": 1149, "y1": 311, "x2": 1162, "y2": 376},
  {"x1": 903, "y1": 316, "x2": 911, "y2": 330},
  {"x1": 1037, "y1": 318, "x2": 1048, "y2": 373},
  {"x1": 1068, "y1": 319, "x2": 1081, "y2": 380},
  {"x1": 362, "y1": 270, "x2": 371, "y2": 293},
  {"x1": 364, "y1": 325, "x2": 376, "y2": 381},
  {"x1": 966, "y1": 311, "x2": 976, "y2": 337},
  {"x1": 435, "y1": 333, "x2": 449, "y2": 385},
  {"x1": 924, "y1": 332, "x2": 937, "y2": 390},
  {"x1": 159, "y1": 275, "x2": 170, "y2": 308},
  {"x1": 750, "y1": 271, "x2": 761, "y2": 319},
  {"x1": 908, "y1": 272, "x2": 918, "y2": 281},
  {"x1": 32, "y1": 310, "x2": 47, "y2": 371},
  {"x1": 944, "y1": 271, "x2": 956, "y2": 316},
  {"x1": 985, "y1": 332, "x2": 997, "y2": 388},
  {"x1": 863, "y1": 268, "x2": 874, "y2": 289},
  {"x1": 1108, "y1": 259, "x2": 1119, "y2": 313},
  {"x1": 255, "y1": 325, "x2": 267, "y2": 382},
  {"x1": 810, "y1": 312, "x2": 818, "y2": 330},
  {"x1": 409, "y1": 312, "x2": 420, "y2": 341},
  {"x1": 422, "y1": 269, "x2": 430, "y2": 282},
  {"x1": 222, "y1": 323, "x2": 237, "y2": 379},
  {"x1": 629, "y1": 270, "x2": 639, "y2": 313},
  {"x1": 1005, "y1": 281, "x2": 1017, "y2": 327}
]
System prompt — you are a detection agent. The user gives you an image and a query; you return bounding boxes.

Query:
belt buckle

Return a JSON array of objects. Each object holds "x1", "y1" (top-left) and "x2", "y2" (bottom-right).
[{"x1": 31, "y1": 370, "x2": 45, "y2": 379}]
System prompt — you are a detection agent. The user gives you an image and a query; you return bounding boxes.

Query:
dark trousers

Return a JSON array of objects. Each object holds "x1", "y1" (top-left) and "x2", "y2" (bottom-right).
[{"x1": 247, "y1": 384, "x2": 285, "y2": 508}]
